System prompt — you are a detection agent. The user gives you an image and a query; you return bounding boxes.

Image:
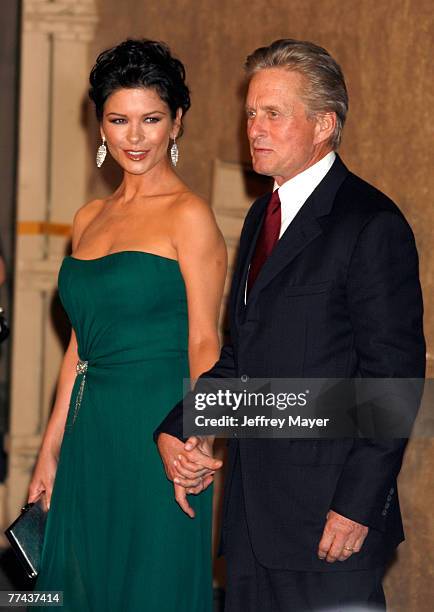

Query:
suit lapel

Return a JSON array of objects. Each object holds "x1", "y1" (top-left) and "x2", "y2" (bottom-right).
[{"x1": 245, "y1": 214, "x2": 322, "y2": 304}]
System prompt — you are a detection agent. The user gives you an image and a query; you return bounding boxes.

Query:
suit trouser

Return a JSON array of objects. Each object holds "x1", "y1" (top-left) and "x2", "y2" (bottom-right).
[{"x1": 223, "y1": 450, "x2": 386, "y2": 612}]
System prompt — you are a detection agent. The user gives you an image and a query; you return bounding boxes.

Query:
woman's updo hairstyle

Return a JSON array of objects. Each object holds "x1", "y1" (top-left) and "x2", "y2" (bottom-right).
[{"x1": 89, "y1": 39, "x2": 191, "y2": 128}]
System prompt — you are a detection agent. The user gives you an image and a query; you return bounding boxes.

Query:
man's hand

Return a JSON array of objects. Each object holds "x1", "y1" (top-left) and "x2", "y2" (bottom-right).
[
  {"x1": 157, "y1": 433, "x2": 222, "y2": 518},
  {"x1": 173, "y1": 436, "x2": 222, "y2": 491},
  {"x1": 317, "y1": 510, "x2": 369, "y2": 562}
]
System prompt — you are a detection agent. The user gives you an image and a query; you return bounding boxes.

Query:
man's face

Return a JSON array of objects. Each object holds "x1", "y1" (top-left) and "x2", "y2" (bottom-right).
[{"x1": 246, "y1": 68, "x2": 326, "y2": 185}]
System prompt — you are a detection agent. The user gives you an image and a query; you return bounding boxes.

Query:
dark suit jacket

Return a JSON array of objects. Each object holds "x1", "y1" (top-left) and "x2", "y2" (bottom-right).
[{"x1": 155, "y1": 155, "x2": 425, "y2": 571}]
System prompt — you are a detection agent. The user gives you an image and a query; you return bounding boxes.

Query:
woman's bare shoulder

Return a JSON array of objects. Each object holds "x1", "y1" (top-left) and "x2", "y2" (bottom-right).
[
  {"x1": 73, "y1": 198, "x2": 105, "y2": 223},
  {"x1": 171, "y1": 190, "x2": 215, "y2": 224},
  {"x1": 171, "y1": 190, "x2": 226, "y2": 259},
  {"x1": 71, "y1": 199, "x2": 105, "y2": 247}
]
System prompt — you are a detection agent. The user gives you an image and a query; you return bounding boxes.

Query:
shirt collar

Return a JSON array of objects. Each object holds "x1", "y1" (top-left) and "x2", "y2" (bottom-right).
[{"x1": 273, "y1": 151, "x2": 336, "y2": 207}]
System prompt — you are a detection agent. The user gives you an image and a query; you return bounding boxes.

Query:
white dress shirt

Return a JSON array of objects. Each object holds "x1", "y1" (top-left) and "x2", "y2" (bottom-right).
[
  {"x1": 277, "y1": 151, "x2": 336, "y2": 238},
  {"x1": 244, "y1": 151, "x2": 336, "y2": 303}
]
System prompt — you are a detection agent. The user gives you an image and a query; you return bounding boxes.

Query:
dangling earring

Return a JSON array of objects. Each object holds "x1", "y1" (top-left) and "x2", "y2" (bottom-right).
[
  {"x1": 96, "y1": 137, "x2": 107, "y2": 168},
  {"x1": 170, "y1": 137, "x2": 179, "y2": 167}
]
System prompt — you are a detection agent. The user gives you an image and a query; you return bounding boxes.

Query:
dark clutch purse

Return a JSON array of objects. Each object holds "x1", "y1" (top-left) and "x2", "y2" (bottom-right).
[
  {"x1": 0, "y1": 307, "x2": 10, "y2": 343},
  {"x1": 4, "y1": 496, "x2": 48, "y2": 579}
]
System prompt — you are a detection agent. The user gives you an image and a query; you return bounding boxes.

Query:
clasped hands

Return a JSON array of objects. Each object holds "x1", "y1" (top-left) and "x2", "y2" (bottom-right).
[
  {"x1": 157, "y1": 433, "x2": 369, "y2": 562},
  {"x1": 157, "y1": 433, "x2": 222, "y2": 518}
]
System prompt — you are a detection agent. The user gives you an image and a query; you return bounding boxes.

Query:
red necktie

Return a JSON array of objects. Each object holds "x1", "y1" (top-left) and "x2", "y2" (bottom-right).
[{"x1": 247, "y1": 189, "x2": 281, "y2": 296}]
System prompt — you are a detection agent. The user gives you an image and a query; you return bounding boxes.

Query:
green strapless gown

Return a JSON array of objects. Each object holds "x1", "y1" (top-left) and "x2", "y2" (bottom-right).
[{"x1": 35, "y1": 251, "x2": 213, "y2": 612}]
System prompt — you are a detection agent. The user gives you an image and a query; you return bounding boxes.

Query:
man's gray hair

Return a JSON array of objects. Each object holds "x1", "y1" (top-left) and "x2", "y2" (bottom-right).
[{"x1": 245, "y1": 39, "x2": 348, "y2": 149}]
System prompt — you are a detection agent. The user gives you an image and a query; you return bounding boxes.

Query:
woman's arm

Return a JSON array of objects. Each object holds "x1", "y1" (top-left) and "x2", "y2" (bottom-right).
[
  {"x1": 27, "y1": 329, "x2": 78, "y2": 507},
  {"x1": 157, "y1": 194, "x2": 227, "y2": 516},
  {"x1": 174, "y1": 195, "x2": 227, "y2": 381},
  {"x1": 27, "y1": 203, "x2": 96, "y2": 507}
]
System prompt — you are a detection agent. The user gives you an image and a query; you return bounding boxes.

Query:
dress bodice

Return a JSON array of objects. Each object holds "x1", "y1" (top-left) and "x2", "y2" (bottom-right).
[{"x1": 58, "y1": 251, "x2": 188, "y2": 368}]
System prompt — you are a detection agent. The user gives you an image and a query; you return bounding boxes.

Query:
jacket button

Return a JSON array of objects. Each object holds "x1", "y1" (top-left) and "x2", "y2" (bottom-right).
[
  {"x1": 387, "y1": 495, "x2": 392, "y2": 501},
  {"x1": 241, "y1": 374, "x2": 249, "y2": 382},
  {"x1": 389, "y1": 487, "x2": 395, "y2": 494},
  {"x1": 385, "y1": 502, "x2": 390, "y2": 509},
  {"x1": 382, "y1": 510, "x2": 387, "y2": 516}
]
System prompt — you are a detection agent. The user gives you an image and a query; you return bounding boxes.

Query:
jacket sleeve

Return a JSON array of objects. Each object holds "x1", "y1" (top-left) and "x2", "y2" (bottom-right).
[
  {"x1": 330, "y1": 210, "x2": 425, "y2": 531},
  {"x1": 153, "y1": 343, "x2": 237, "y2": 442}
]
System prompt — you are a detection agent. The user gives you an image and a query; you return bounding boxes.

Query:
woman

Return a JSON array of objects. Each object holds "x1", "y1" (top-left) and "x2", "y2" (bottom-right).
[{"x1": 28, "y1": 39, "x2": 227, "y2": 611}]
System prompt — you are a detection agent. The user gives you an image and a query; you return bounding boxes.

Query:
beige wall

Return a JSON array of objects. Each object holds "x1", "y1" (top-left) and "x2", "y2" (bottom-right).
[
  {"x1": 89, "y1": 0, "x2": 433, "y2": 370},
  {"x1": 85, "y1": 1, "x2": 433, "y2": 609}
]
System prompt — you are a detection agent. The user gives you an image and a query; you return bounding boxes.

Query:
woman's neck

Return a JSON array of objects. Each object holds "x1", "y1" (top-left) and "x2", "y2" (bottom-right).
[{"x1": 116, "y1": 160, "x2": 184, "y2": 201}]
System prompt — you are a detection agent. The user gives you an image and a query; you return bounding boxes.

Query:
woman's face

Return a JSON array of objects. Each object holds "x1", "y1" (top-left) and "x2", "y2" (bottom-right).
[{"x1": 101, "y1": 87, "x2": 181, "y2": 176}]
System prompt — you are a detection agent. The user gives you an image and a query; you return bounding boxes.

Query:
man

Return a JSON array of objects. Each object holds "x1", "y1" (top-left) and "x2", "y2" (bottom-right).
[{"x1": 155, "y1": 39, "x2": 425, "y2": 611}]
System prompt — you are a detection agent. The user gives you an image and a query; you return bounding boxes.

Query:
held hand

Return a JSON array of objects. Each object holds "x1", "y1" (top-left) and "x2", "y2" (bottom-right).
[
  {"x1": 158, "y1": 434, "x2": 222, "y2": 517},
  {"x1": 27, "y1": 450, "x2": 58, "y2": 510},
  {"x1": 173, "y1": 436, "x2": 222, "y2": 489},
  {"x1": 157, "y1": 433, "x2": 189, "y2": 482},
  {"x1": 317, "y1": 510, "x2": 369, "y2": 562},
  {"x1": 173, "y1": 472, "x2": 216, "y2": 519},
  {"x1": 158, "y1": 433, "x2": 221, "y2": 487},
  {"x1": 174, "y1": 482, "x2": 195, "y2": 518}
]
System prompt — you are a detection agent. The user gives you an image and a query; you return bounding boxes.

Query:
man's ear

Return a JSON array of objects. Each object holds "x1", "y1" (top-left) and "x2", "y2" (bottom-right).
[
  {"x1": 171, "y1": 108, "x2": 183, "y2": 139},
  {"x1": 313, "y1": 112, "x2": 336, "y2": 146}
]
